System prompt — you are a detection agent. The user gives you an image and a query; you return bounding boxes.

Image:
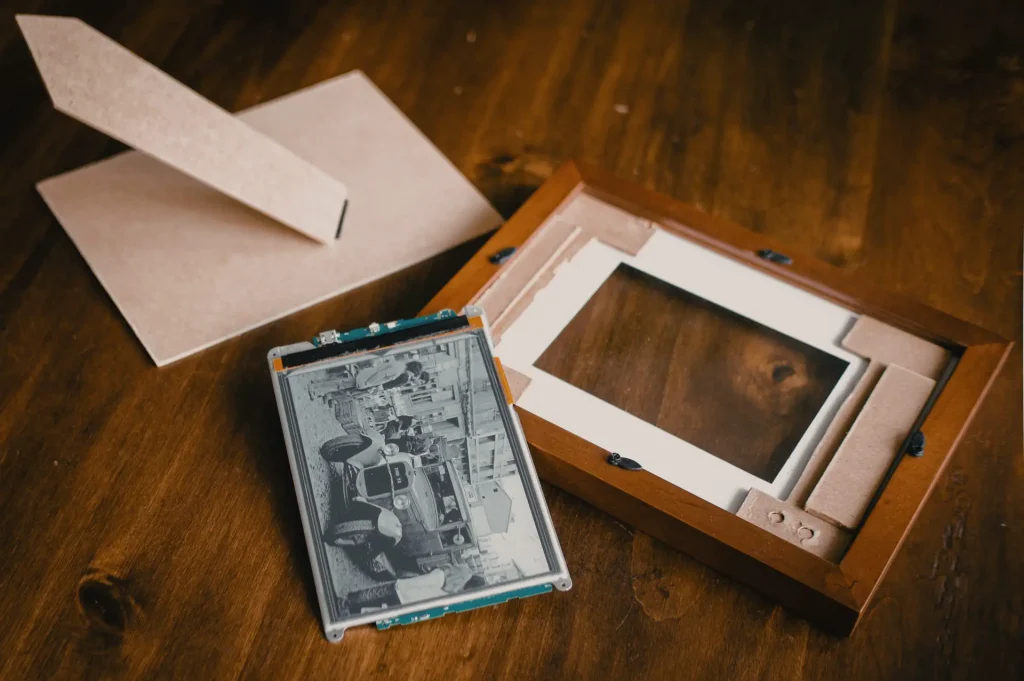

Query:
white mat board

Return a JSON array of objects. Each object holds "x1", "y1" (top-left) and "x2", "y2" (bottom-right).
[{"x1": 496, "y1": 228, "x2": 866, "y2": 511}]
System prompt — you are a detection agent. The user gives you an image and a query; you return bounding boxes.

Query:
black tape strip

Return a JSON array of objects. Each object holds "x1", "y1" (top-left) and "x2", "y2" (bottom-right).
[{"x1": 280, "y1": 315, "x2": 470, "y2": 369}]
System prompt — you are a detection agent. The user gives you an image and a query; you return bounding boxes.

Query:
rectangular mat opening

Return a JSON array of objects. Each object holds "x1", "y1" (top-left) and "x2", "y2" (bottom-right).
[{"x1": 534, "y1": 263, "x2": 849, "y2": 482}]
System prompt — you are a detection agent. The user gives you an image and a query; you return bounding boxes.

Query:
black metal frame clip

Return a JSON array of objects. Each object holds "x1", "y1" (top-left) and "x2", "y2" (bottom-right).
[
  {"x1": 489, "y1": 246, "x2": 517, "y2": 265},
  {"x1": 607, "y1": 453, "x2": 643, "y2": 471},
  {"x1": 756, "y1": 248, "x2": 793, "y2": 265}
]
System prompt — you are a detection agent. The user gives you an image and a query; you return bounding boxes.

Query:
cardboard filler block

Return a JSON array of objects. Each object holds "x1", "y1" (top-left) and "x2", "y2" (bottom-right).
[
  {"x1": 805, "y1": 364, "x2": 936, "y2": 530},
  {"x1": 737, "y1": 489, "x2": 851, "y2": 562}
]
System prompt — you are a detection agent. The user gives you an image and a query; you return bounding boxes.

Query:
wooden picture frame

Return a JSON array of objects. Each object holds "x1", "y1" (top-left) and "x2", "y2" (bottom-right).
[{"x1": 421, "y1": 160, "x2": 1012, "y2": 635}]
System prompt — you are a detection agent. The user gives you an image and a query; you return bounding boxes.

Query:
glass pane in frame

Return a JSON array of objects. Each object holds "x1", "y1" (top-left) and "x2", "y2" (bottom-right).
[
  {"x1": 494, "y1": 226, "x2": 866, "y2": 511},
  {"x1": 535, "y1": 263, "x2": 850, "y2": 482}
]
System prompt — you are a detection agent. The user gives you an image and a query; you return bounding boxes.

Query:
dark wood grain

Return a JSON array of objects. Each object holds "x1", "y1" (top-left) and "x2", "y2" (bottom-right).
[
  {"x1": 535, "y1": 262, "x2": 849, "y2": 482},
  {"x1": 0, "y1": 1, "x2": 1021, "y2": 680}
]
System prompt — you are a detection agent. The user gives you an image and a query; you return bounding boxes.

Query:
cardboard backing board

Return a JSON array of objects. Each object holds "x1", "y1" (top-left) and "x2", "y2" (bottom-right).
[
  {"x1": 422, "y1": 160, "x2": 1012, "y2": 635},
  {"x1": 18, "y1": 15, "x2": 500, "y2": 366},
  {"x1": 32, "y1": 69, "x2": 499, "y2": 365}
]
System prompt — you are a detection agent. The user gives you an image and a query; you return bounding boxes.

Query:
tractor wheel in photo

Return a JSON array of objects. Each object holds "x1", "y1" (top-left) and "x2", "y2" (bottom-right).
[
  {"x1": 323, "y1": 519, "x2": 375, "y2": 547},
  {"x1": 320, "y1": 433, "x2": 373, "y2": 462}
]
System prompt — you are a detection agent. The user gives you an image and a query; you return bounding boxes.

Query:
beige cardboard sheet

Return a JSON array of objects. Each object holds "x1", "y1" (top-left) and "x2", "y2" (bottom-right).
[
  {"x1": 556, "y1": 194, "x2": 656, "y2": 255},
  {"x1": 502, "y1": 364, "x2": 533, "y2": 403},
  {"x1": 842, "y1": 316, "x2": 948, "y2": 380},
  {"x1": 472, "y1": 194, "x2": 656, "y2": 342},
  {"x1": 475, "y1": 221, "x2": 583, "y2": 332},
  {"x1": 37, "y1": 71, "x2": 500, "y2": 365}
]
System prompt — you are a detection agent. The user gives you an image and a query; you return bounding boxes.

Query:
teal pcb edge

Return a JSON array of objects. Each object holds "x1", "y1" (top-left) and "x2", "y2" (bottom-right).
[
  {"x1": 375, "y1": 584, "x2": 553, "y2": 630},
  {"x1": 312, "y1": 309, "x2": 457, "y2": 347}
]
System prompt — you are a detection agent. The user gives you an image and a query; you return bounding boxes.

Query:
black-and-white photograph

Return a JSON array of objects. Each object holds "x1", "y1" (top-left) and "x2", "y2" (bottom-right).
[{"x1": 279, "y1": 329, "x2": 556, "y2": 621}]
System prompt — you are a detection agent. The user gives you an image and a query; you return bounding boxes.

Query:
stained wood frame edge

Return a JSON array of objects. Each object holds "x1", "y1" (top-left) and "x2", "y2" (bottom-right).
[
  {"x1": 517, "y1": 407, "x2": 861, "y2": 635},
  {"x1": 422, "y1": 160, "x2": 1013, "y2": 635},
  {"x1": 571, "y1": 162, "x2": 1009, "y2": 348}
]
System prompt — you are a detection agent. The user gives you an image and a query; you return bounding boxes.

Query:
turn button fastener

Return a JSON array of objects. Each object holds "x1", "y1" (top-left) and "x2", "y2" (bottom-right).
[
  {"x1": 607, "y1": 453, "x2": 643, "y2": 471},
  {"x1": 906, "y1": 431, "x2": 926, "y2": 457},
  {"x1": 489, "y1": 246, "x2": 517, "y2": 265},
  {"x1": 756, "y1": 248, "x2": 793, "y2": 265}
]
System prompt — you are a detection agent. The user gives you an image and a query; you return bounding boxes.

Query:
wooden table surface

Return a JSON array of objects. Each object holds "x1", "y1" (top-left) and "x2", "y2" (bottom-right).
[{"x1": 1, "y1": 1, "x2": 1020, "y2": 679}]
